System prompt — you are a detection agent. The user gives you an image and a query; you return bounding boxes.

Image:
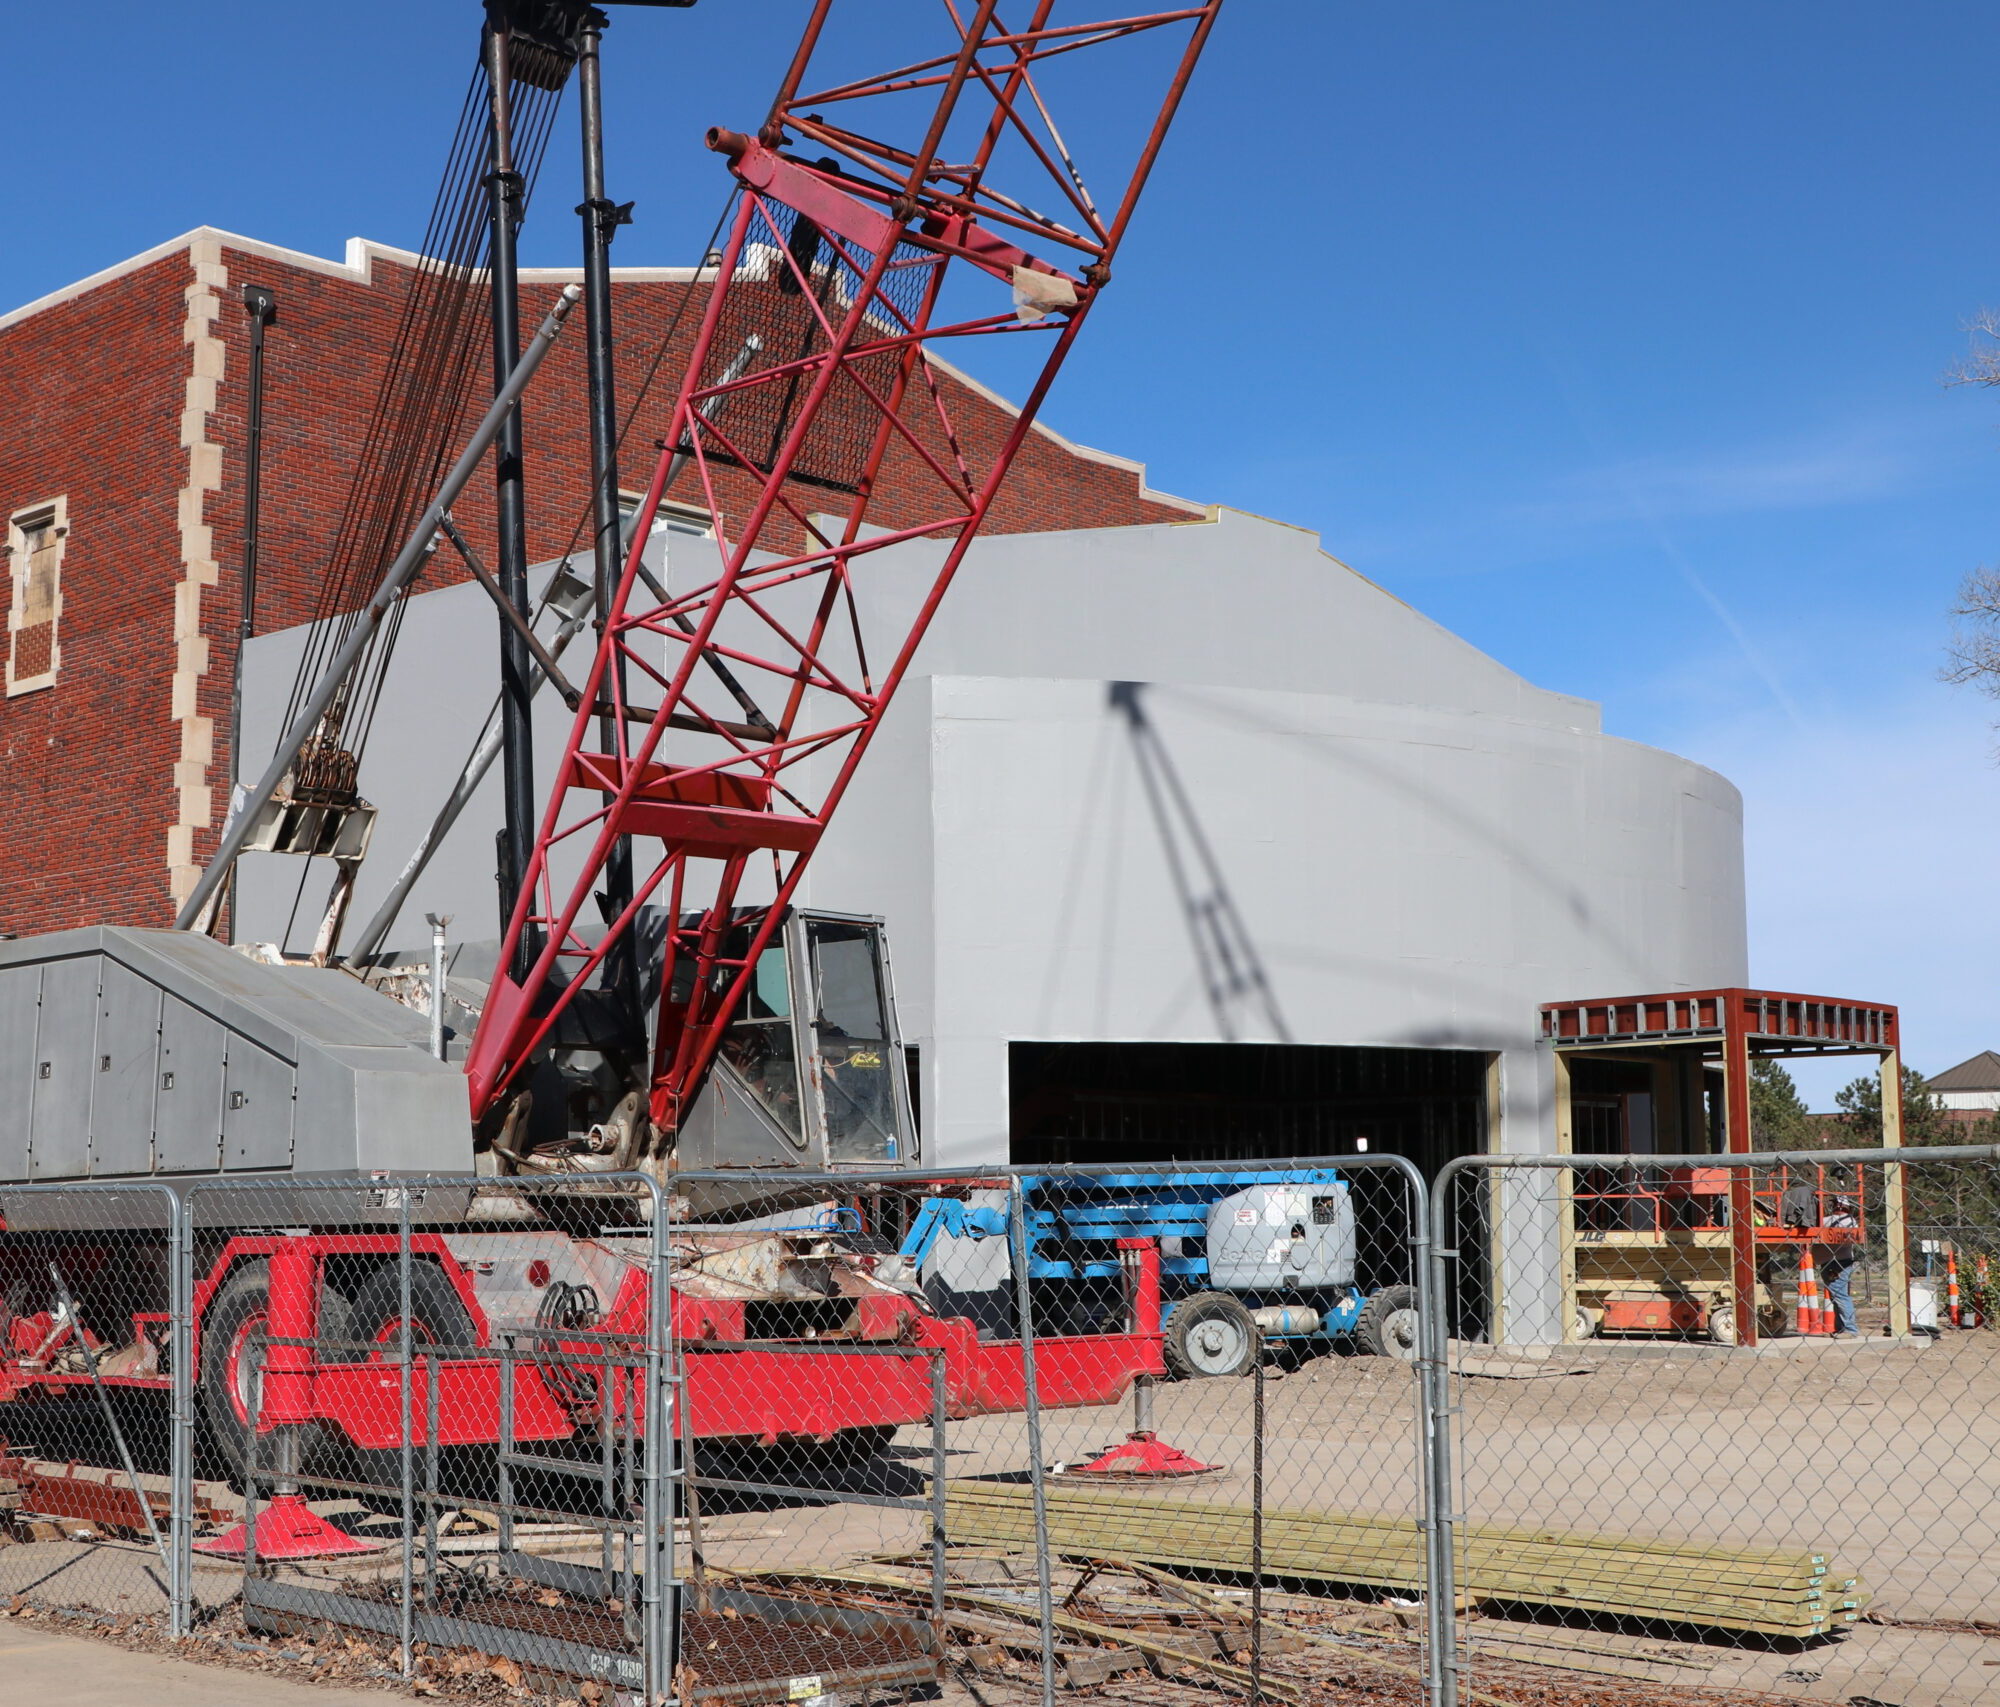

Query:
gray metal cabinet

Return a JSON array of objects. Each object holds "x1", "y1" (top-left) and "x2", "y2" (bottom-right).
[
  {"x1": 0, "y1": 928, "x2": 470, "y2": 1191},
  {"x1": 28, "y1": 960, "x2": 95, "y2": 1179},
  {"x1": 157, "y1": 996, "x2": 226, "y2": 1173},
  {"x1": 0, "y1": 966, "x2": 40, "y2": 1148},
  {"x1": 89, "y1": 960, "x2": 162, "y2": 1176},
  {"x1": 221, "y1": 1036, "x2": 294, "y2": 1171}
]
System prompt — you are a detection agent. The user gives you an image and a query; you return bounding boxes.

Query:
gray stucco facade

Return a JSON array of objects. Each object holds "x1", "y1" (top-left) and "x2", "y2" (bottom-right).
[{"x1": 238, "y1": 506, "x2": 1747, "y2": 1172}]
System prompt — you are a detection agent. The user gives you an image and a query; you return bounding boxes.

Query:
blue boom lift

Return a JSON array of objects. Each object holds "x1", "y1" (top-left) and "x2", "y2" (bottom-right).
[{"x1": 890, "y1": 1168, "x2": 1420, "y2": 1375}]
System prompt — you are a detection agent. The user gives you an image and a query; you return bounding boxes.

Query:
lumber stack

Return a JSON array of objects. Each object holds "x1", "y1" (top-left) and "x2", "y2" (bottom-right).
[{"x1": 944, "y1": 1483, "x2": 1863, "y2": 1639}]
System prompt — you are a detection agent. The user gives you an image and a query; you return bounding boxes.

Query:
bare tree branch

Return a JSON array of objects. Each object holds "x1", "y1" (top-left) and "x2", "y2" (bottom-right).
[
  {"x1": 1942, "y1": 565, "x2": 2000, "y2": 692},
  {"x1": 1946, "y1": 308, "x2": 2000, "y2": 387}
]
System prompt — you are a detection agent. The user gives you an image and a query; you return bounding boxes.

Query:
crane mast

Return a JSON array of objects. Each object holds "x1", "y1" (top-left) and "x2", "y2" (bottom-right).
[{"x1": 464, "y1": 2, "x2": 1226, "y2": 1160}]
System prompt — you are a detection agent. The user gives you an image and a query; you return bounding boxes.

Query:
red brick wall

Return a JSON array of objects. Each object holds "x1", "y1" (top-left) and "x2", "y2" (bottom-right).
[
  {"x1": 0, "y1": 253, "x2": 191, "y2": 934},
  {"x1": 1, "y1": 233, "x2": 1197, "y2": 936}
]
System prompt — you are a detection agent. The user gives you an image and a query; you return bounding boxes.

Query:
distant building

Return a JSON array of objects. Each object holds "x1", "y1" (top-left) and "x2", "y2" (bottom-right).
[{"x1": 1927, "y1": 1051, "x2": 2000, "y2": 1126}]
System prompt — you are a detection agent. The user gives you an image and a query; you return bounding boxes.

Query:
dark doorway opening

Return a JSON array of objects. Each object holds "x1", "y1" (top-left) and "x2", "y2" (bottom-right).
[
  {"x1": 1009, "y1": 1041, "x2": 1488, "y2": 1298},
  {"x1": 1009, "y1": 1040, "x2": 1488, "y2": 1180}
]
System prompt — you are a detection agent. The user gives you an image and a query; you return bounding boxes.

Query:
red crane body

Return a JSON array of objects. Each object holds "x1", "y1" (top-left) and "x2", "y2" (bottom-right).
[{"x1": 465, "y1": 3, "x2": 1226, "y2": 1137}]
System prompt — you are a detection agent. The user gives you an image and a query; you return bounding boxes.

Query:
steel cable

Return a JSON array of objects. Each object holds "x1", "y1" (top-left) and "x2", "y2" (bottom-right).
[{"x1": 277, "y1": 56, "x2": 568, "y2": 775}]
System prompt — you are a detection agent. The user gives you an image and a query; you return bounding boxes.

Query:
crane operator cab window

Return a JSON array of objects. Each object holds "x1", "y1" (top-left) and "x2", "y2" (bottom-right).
[
  {"x1": 721, "y1": 940, "x2": 805, "y2": 1140},
  {"x1": 707, "y1": 911, "x2": 914, "y2": 1167},
  {"x1": 807, "y1": 917, "x2": 901, "y2": 1164}
]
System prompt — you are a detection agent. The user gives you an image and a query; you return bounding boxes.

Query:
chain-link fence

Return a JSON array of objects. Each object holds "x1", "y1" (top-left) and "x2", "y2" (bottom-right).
[
  {"x1": 0, "y1": 1183, "x2": 189, "y2": 1637},
  {"x1": 5, "y1": 1150, "x2": 2000, "y2": 1706},
  {"x1": 176, "y1": 1172, "x2": 675, "y2": 1699},
  {"x1": 1435, "y1": 1145, "x2": 2000, "y2": 1707}
]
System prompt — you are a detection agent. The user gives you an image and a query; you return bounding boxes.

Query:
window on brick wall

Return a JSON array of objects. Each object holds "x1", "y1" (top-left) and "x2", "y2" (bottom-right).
[
  {"x1": 618, "y1": 492, "x2": 714, "y2": 548},
  {"x1": 6, "y1": 498, "x2": 66, "y2": 695}
]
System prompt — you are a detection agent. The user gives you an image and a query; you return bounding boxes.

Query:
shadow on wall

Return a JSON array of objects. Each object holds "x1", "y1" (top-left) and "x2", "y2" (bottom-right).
[
  {"x1": 1107, "y1": 680, "x2": 1293, "y2": 1043},
  {"x1": 1170, "y1": 685, "x2": 1659, "y2": 980}
]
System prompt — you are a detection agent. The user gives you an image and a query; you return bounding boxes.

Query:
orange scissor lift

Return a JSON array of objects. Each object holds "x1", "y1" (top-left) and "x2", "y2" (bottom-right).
[{"x1": 1537, "y1": 989, "x2": 1910, "y2": 1348}]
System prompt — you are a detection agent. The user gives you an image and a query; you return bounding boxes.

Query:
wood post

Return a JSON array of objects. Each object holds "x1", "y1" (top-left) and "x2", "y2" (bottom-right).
[
  {"x1": 1723, "y1": 1004, "x2": 1759, "y2": 1347},
  {"x1": 1553, "y1": 1052, "x2": 1579, "y2": 1344},
  {"x1": 1881, "y1": 1045, "x2": 1911, "y2": 1337}
]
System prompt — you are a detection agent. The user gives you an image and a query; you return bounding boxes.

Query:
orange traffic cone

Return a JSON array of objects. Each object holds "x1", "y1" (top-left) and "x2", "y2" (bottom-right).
[
  {"x1": 1947, "y1": 1247, "x2": 1963, "y2": 1328},
  {"x1": 1796, "y1": 1251, "x2": 1821, "y2": 1337},
  {"x1": 1817, "y1": 1268, "x2": 1837, "y2": 1336}
]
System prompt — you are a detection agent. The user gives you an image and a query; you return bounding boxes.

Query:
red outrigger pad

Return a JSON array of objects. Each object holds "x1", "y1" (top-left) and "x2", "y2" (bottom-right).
[
  {"x1": 1062, "y1": 1430, "x2": 1219, "y2": 1480},
  {"x1": 195, "y1": 1493, "x2": 385, "y2": 1560}
]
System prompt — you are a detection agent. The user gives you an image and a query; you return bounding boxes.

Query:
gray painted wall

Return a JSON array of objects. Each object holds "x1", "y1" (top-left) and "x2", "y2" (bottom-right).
[{"x1": 241, "y1": 508, "x2": 1746, "y2": 1198}]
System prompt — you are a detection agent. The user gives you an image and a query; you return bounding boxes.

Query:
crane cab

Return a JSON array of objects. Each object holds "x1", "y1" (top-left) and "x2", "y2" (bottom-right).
[{"x1": 674, "y1": 909, "x2": 917, "y2": 1177}]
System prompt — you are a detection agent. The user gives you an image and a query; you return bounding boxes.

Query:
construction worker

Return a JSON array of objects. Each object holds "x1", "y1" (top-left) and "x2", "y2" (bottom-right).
[{"x1": 1820, "y1": 1196, "x2": 1862, "y2": 1337}]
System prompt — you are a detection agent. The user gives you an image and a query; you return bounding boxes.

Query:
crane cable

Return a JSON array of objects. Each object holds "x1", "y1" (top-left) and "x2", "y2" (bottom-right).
[
  {"x1": 274, "y1": 55, "x2": 568, "y2": 792},
  {"x1": 350, "y1": 191, "x2": 742, "y2": 964}
]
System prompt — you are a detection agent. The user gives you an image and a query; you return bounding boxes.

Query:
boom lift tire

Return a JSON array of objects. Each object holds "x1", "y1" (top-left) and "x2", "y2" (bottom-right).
[
  {"x1": 1163, "y1": 1291, "x2": 1261, "y2": 1378},
  {"x1": 199, "y1": 1259, "x2": 354, "y2": 1484},
  {"x1": 1356, "y1": 1285, "x2": 1421, "y2": 1361}
]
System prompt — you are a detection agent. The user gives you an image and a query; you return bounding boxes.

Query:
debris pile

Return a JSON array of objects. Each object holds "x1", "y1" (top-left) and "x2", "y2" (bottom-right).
[
  {"x1": 719, "y1": 1549, "x2": 1824, "y2": 1707},
  {"x1": 0, "y1": 1443, "x2": 228, "y2": 1543}
]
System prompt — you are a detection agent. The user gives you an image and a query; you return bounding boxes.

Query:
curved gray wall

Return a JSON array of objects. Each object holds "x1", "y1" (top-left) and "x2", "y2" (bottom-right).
[{"x1": 800, "y1": 508, "x2": 1746, "y2": 1166}]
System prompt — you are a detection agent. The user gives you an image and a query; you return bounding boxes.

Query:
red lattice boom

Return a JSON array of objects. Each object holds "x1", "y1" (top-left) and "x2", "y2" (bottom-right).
[{"x1": 466, "y1": 2, "x2": 1226, "y2": 1130}]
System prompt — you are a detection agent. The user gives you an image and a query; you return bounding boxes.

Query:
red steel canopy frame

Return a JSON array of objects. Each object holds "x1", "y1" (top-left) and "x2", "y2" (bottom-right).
[
  {"x1": 1540, "y1": 987, "x2": 1908, "y2": 1348},
  {"x1": 466, "y1": 2, "x2": 1227, "y2": 1134}
]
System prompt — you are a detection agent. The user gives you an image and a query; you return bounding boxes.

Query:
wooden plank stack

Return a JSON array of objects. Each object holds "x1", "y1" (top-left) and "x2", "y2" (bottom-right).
[{"x1": 944, "y1": 1483, "x2": 1863, "y2": 1639}]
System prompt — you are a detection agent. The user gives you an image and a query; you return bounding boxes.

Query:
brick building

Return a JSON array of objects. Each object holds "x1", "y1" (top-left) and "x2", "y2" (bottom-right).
[{"x1": 0, "y1": 227, "x2": 1201, "y2": 936}]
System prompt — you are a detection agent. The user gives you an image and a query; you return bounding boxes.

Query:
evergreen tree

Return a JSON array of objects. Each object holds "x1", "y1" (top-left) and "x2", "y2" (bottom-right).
[
  {"x1": 1833, "y1": 1065, "x2": 1956, "y2": 1147},
  {"x1": 1830, "y1": 1066, "x2": 1998, "y2": 1235},
  {"x1": 1748, "y1": 1058, "x2": 1816, "y2": 1150}
]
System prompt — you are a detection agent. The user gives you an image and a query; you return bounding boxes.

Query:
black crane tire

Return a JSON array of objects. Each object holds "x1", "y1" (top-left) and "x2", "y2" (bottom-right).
[
  {"x1": 197, "y1": 1259, "x2": 354, "y2": 1486},
  {"x1": 341, "y1": 1263, "x2": 480, "y2": 1359},
  {"x1": 330, "y1": 1263, "x2": 482, "y2": 1505}
]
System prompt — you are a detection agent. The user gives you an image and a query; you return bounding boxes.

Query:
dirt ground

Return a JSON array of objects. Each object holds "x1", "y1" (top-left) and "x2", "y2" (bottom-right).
[{"x1": 2, "y1": 1325, "x2": 1996, "y2": 1705}]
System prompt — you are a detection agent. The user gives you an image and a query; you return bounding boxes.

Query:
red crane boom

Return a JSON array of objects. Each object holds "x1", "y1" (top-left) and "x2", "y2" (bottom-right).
[{"x1": 465, "y1": 2, "x2": 1225, "y2": 1139}]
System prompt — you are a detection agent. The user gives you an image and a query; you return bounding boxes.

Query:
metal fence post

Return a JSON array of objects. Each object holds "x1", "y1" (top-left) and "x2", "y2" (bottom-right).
[
  {"x1": 929, "y1": 1346, "x2": 948, "y2": 1629},
  {"x1": 1422, "y1": 1168, "x2": 1460, "y2": 1707},
  {"x1": 1007, "y1": 1176, "x2": 1057, "y2": 1707},
  {"x1": 170, "y1": 1186, "x2": 196, "y2": 1639},
  {"x1": 1250, "y1": 1351, "x2": 1265, "y2": 1707},
  {"x1": 398, "y1": 1191, "x2": 415, "y2": 1677},
  {"x1": 643, "y1": 1178, "x2": 676, "y2": 1706}
]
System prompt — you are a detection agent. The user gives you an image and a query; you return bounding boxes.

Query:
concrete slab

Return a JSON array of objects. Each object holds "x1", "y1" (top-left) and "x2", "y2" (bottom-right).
[{"x1": 0, "y1": 1619, "x2": 391, "y2": 1707}]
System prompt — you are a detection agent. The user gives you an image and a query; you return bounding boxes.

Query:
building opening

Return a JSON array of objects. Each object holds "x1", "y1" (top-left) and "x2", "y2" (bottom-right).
[
  {"x1": 1009, "y1": 1040, "x2": 1489, "y2": 1178},
  {"x1": 1009, "y1": 1041, "x2": 1489, "y2": 1297}
]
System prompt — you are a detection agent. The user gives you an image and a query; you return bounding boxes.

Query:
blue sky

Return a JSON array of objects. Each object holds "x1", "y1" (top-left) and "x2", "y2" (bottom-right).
[{"x1": 9, "y1": 4, "x2": 1999, "y2": 1104}]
